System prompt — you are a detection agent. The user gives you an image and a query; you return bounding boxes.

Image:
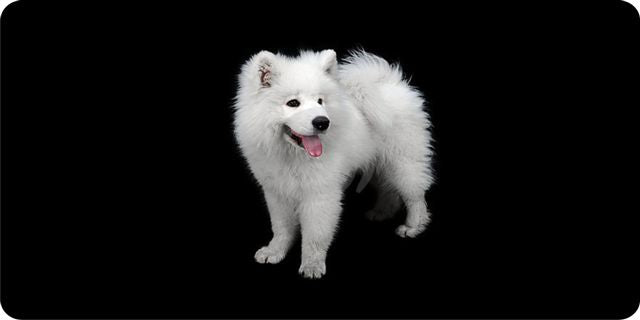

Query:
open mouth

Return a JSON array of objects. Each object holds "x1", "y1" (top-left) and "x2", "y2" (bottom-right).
[
  {"x1": 284, "y1": 125, "x2": 303, "y2": 147},
  {"x1": 284, "y1": 125, "x2": 323, "y2": 157}
]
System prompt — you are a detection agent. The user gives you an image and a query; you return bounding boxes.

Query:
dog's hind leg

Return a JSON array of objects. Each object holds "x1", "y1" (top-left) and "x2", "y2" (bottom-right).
[
  {"x1": 255, "y1": 190, "x2": 298, "y2": 264},
  {"x1": 385, "y1": 156, "x2": 432, "y2": 238},
  {"x1": 396, "y1": 196, "x2": 430, "y2": 238}
]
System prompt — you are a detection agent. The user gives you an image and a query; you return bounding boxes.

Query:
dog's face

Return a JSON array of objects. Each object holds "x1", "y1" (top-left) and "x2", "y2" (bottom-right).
[{"x1": 237, "y1": 50, "x2": 340, "y2": 158}]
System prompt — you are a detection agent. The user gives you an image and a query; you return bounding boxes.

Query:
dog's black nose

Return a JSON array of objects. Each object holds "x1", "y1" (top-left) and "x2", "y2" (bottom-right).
[{"x1": 312, "y1": 116, "x2": 330, "y2": 131}]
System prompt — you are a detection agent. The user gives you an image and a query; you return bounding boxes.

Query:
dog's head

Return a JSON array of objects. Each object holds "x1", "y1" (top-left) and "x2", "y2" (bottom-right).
[{"x1": 236, "y1": 50, "x2": 341, "y2": 158}]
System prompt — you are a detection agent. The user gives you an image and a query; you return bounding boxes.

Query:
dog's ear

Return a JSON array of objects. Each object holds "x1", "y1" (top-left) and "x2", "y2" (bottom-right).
[
  {"x1": 254, "y1": 51, "x2": 276, "y2": 88},
  {"x1": 319, "y1": 49, "x2": 337, "y2": 76}
]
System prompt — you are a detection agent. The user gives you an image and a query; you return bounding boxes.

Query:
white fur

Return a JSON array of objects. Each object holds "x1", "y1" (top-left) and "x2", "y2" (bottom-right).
[{"x1": 233, "y1": 49, "x2": 433, "y2": 279}]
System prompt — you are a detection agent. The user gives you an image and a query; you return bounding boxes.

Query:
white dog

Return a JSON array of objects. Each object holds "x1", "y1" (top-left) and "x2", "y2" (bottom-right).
[{"x1": 233, "y1": 49, "x2": 433, "y2": 278}]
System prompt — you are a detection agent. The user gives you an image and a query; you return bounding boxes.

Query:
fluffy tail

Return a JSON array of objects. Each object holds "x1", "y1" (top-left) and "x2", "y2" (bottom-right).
[{"x1": 338, "y1": 50, "x2": 411, "y2": 131}]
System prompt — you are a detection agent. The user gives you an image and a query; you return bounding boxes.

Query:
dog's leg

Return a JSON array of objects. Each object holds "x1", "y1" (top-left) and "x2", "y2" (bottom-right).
[
  {"x1": 255, "y1": 191, "x2": 297, "y2": 264},
  {"x1": 386, "y1": 159, "x2": 432, "y2": 238},
  {"x1": 297, "y1": 191, "x2": 342, "y2": 279},
  {"x1": 395, "y1": 197, "x2": 430, "y2": 238}
]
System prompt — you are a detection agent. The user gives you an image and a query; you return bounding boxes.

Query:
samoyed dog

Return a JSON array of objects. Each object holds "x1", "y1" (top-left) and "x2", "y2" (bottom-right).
[{"x1": 233, "y1": 49, "x2": 433, "y2": 278}]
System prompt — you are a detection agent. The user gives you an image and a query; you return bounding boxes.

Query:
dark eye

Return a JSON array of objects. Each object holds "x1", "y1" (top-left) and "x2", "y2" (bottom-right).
[
  {"x1": 286, "y1": 99, "x2": 300, "y2": 107},
  {"x1": 317, "y1": 98, "x2": 323, "y2": 105}
]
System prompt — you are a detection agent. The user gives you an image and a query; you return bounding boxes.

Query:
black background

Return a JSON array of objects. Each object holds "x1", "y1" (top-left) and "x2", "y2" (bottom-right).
[{"x1": 1, "y1": 1, "x2": 639, "y2": 319}]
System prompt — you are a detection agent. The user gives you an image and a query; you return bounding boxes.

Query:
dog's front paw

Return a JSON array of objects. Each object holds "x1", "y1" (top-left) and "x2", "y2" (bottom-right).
[
  {"x1": 298, "y1": 260, "x2": 326, "y2": 279},
  {"x1": 254, "y1": 246, "x2": 286, "y2": 264}
]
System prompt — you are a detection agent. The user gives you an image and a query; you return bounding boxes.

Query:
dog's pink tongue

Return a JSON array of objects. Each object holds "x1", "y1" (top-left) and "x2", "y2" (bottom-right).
[{"x1": 300, "y1": 135, "x2": 323, "y2": 157}]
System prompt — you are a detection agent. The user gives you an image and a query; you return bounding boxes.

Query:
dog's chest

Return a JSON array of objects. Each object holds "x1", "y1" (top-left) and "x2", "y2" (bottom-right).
[{"x1": 252, "y1": 155, "x2": 345, "y2": 196}]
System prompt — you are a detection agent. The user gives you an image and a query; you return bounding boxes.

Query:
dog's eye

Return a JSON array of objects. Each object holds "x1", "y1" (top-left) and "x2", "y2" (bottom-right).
[
  {"x1": 286, "y1": 99, "x2": 300, "y2": 107},
  {"x1": 317, "y1": 98, "x2": 323, "y2": 105}
]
